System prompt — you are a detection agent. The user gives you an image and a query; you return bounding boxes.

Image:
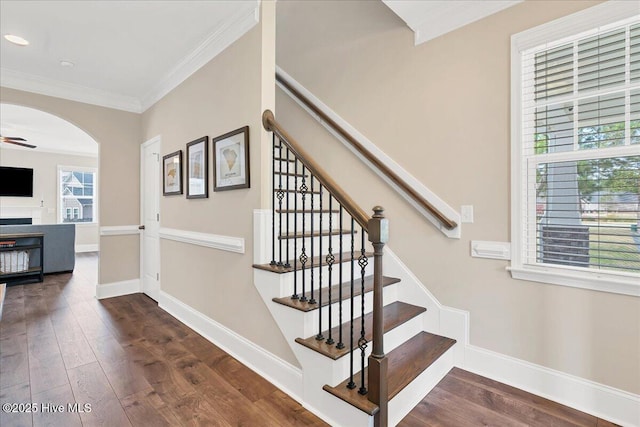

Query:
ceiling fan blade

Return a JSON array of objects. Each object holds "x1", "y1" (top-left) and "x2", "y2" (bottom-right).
[
  {"x1": 0, "y1": 136, "x2": 27, "y2": 142},
  {"x1": 3, "y1": 140, "x2": 36, "y2": 149}
]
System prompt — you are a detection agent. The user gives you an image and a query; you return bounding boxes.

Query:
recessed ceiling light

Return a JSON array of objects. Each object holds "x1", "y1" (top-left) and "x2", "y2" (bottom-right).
[
  {"x1": 4, "y1": 34, "x2": 29, "y2": 46},
  {"x1": 60, "y1": 60, "x2": 75, "y2": 68}
]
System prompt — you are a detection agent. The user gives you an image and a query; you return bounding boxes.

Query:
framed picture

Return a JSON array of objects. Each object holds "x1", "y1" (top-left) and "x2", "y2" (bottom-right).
[
  {"x1": 163, "y1": 150, "x2": 183, "y2": 196},
  {"x1": 213, "y1": 126, "x2": 250, "y2": 191},
  {"x1": 186, "y1": 136, "x2": 209, "y2": 199}
]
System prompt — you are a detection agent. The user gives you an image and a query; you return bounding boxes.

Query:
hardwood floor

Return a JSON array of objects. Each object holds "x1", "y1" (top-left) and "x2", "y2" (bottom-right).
[
  {"x1": 0, "y1": 253, "x2": 619, "y2": 426},
  {"x1": 0, "y1": 253, "x2": 326, "y2": 427}
]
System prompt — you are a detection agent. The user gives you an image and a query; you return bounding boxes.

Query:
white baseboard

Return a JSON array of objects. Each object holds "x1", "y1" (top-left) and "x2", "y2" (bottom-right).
[
  {"x1": 384, "y1": 247, "x2": 638, "y2": 425},
  {"x1": 158, "y1": 290, "x2": 303, "y2": 401},
  {"x1": 75, "y1": 244, "x2": 99, "y2": 253},
  {"x1": 464, "y1": 345, "x2": 640, "y2": 427},
  {"x1": 95, "y1": 279, "x2": 141, "y2": 300}
]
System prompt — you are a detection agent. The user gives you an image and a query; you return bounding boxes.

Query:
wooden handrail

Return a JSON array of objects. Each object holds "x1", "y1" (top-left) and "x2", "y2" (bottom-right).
[
  {"x1": 263, "y1": 110, "x2": 370, "y2": 230},
  {"x1": 276, "y1": 72, "x2": 458, "y2": 231}
]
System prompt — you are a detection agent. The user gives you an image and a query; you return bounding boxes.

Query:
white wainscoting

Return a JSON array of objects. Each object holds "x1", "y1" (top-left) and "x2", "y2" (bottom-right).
[{"x1": 158, "y1": 227, "x2": 244, "y2": 254}]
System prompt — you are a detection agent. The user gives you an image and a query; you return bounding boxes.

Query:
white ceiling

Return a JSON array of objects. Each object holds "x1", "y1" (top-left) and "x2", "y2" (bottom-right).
[
  {"x1": 0, "y1": 0, "x2": 521, "y2": 155},
  {"x1": 0, "y1": 0, "x2": 260, "y2": 113},
  {"x1": 383, "y1": 0, "x2": 523, "y2": 45}
]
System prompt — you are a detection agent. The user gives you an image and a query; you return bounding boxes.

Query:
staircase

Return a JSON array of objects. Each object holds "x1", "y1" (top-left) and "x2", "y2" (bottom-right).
[{"x1": 253, "y1": 110, "x2": 458, "y2": 426}]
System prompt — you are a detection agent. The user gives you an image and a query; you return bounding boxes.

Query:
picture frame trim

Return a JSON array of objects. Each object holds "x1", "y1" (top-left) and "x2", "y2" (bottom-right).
[
  {"x1": 162, "y1": 150, "x2": 183, "y2": 196},
  {"x1": 213, "y1": 125, "x2": 250, "y2": 192},
  {"x1": 186, "y1": 136, "x2": 209, "y2": 199}
]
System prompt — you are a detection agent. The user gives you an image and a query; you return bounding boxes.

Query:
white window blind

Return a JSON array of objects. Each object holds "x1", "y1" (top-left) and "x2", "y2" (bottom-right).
[{"x1": 519, "y1": 18, "x2": 640, "y2": 279}]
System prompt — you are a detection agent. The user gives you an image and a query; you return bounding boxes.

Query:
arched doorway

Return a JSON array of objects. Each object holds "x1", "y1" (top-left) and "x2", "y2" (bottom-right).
[{"x1": 1, "y1": 103, "x2": 100, "y2": 281}]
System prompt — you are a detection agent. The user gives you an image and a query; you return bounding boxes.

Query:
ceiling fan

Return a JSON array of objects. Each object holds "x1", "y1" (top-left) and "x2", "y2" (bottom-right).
[{"x1": 0, "y1": 135, "x2": 36, "y2": 149}]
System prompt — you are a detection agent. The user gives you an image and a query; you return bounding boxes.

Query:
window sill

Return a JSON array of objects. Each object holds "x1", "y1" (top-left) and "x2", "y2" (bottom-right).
[{"x1": 508, "y1": 265, "x2": 639, "y2": 297}]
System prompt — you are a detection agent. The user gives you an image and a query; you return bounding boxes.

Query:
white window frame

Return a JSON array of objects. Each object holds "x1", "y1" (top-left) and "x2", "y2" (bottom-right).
[
  {"x1": 57, "y1": 165, "x2": 98, "y2": 225},
  {"x1": 510, "y1": 1, "x2": 640, "y2": 297}
]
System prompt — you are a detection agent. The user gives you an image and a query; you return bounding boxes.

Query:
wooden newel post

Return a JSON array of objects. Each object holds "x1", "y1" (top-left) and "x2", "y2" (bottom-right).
[{"x1": 367, "y1": 206, "x2": 388, "y2": 427}]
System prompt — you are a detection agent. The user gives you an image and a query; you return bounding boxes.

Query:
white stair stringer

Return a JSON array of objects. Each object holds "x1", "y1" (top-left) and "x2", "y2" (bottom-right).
[{"x1": 253, "y1": 209, "x2": 466, "y2": 426}]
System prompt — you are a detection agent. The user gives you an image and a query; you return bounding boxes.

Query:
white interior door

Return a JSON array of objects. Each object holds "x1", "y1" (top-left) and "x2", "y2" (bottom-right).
[{"x1": 141, "y1": 136, "x2": 161, "y2": 301}]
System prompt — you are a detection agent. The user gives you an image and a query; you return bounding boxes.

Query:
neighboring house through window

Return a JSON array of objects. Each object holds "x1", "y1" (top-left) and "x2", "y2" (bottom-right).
[
  {"x1": 58, "y1": 166, "x2": 97, "y2": 224},
  {"x1": 511, "y1": 3, "x2": 639, "y2": 296}
]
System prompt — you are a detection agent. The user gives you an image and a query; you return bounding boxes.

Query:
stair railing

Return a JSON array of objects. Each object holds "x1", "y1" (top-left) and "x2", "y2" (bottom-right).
[
  {"x1": 276, "y1": 71, "x2": 457, "y2": 231},
  {"x1": 263, "y1": 109, "x2": 389, "y2": 426}
]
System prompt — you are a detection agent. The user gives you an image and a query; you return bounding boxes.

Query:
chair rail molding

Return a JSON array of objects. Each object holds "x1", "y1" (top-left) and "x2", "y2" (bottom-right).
[
  {"x1": 100, "y1": 225, "x2": 141, "y2": 236},
  {"x1": 158, "y1": 227, "x2": 245, "y2": 254}
]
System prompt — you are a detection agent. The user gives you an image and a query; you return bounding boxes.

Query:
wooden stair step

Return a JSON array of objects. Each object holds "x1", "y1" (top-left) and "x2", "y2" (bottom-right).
[
  {"x1": 295, "y1": 302, "x2": 426, "y2": 360},
  {"x1": 274, "y1": 171, "x2": 308, "y2": 177},
  {"x1": 253, "y1": 251, "x2": 372, "y2": 274},
  {"x1": 323, "y1": 331, "x2": 456, "y2": 415},
  {"x1": 278, "y1": 229, "x2": 355, "y2": 240},
  {"x1": 276, "y1": 189, "x2": 322, "y2": 195},
  {"x1": 274, "y1": 157, "x2": 296, "y2": 163},
  {"x1": 276, "y1": 209, "x2": 340, "y2": 213},
  {"x1": 272, "y1": 275, "x2": 400, "y2": 312}
]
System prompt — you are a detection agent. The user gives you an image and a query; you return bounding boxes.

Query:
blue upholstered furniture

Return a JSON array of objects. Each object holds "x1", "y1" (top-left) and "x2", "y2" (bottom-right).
[{"x1": 0, "y1": 224, "x2": 76, "y2": 273}]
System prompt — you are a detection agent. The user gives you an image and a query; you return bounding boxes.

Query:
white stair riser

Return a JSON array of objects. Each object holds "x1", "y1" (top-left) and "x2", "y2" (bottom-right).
[
  {"x1": 274, "y1": 212, "x2": 339, "y2": 232},
  {"x1": 274, "y1": 262, "x2": 375, "y2": 295},
  {"x1": 276, "y1": 235, "x2": 369, "y2": 264},
  {"x1": 300, "y1": 284, "x2": 398, "y2": 338},
  {"x1": 388, "y1": 344, "x2": 456, "y2": 427},
  {"x1": 297, "y1": 313, "x2": 426, "y2": 386}
]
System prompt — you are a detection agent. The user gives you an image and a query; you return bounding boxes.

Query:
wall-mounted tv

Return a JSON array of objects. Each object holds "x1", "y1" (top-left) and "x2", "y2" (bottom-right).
[{"x1": 0, "y1": 166, "x2": 34, "y2": 197}]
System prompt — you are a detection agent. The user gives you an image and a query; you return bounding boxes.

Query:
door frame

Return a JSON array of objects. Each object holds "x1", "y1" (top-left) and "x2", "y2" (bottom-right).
[{"x1": 140, "y1": 135, "x2": 161, "y2": 298}]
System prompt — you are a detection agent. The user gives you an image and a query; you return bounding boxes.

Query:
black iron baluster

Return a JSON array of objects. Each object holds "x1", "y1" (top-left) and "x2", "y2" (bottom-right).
[
  {"x1": 358, "y1": 228, "x2": 369, "y2": 395},
  {"x1": 276, "y1": 145, "x2": 285, "y2": 267},
  {"x1": 284, "y1": 147, "x2": 291, "y2": 269},
  {"x1": 316, "y1": 184, "x2": 324, "y2": 341},
  {"x1": 325, "y1": 195, "x2": 335, "y2": 345},
  {"x1": 270, "y1": 135, "x2": 277, "y2": 266},
  {"x1": 309, "y1": 176, "x2": 316, "y2": 305},
  {"x1": 336, "y1": 206, "x2": 345, "y2": 350},
  {"x1": 347, "y1": 217, "x2": 356, "y2": 390},
  {"x1": 292, "y1": 158, "x2": 299, "y2": 300},
  {"x1": 299, "y1": 167, "x2": 308, "y2": 302}
]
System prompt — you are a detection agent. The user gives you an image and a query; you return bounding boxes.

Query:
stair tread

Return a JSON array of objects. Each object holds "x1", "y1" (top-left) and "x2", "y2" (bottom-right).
[
  {"x1": 277, "y1": 189, "x2": 322, "y2": 194},
  {"x1": 276, "y1": 209, "x2": 340, "y2": 213},
  {"x1": 274, "y1": 171, "x2": 307, "y2": 177},
  {"x1": 253, "y1": 251, "x2": 372, "y2": 274},
  {"x1": 295, "y1": 301, "x2": 426, "y2": 360},
  {"x1": 278, "y1": 229, "x2": 355, "y2": 239},
  {"x1": 274, "y1": 157, "x2": 296, "y2": 163},
  {"x1": 272, "y1": 275, "x2": 400, "y2": 312},
  {"x1": 323, "y1": 331, "x2": 456, "y2": 415}
]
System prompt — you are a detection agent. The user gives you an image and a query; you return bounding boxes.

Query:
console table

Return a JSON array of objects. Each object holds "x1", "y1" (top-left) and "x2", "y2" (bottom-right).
[{"x1": 0, "y1": 232, "x2": 44, "y2": 285}]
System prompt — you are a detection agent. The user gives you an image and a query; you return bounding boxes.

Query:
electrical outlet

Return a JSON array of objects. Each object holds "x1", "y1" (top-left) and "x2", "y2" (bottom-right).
[{"x1": 461, "y1": 205, "x2": 474, "y2": 223}]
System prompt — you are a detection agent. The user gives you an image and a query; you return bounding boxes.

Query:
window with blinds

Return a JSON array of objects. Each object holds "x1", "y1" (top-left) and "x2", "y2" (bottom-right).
[{"x1": 518, "y1": 17, "x2": 640, "y2": 280}]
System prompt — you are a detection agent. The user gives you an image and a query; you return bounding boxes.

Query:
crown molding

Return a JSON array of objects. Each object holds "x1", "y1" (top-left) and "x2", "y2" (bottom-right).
[
  {"x1": 140, "y1": 1, "x2": 260, "y2": 112},
  {"x1": 0, "y1": 0, "x2": 260, "y2": 114},
  {"x1": 0, "y1": 68, "x2": 142, "y2": 113}
]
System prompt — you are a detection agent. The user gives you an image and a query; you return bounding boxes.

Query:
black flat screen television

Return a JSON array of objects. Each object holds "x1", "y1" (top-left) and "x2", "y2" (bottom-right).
[{"x1": 0, "y1": 166, "x2": 34, "y2": 197}]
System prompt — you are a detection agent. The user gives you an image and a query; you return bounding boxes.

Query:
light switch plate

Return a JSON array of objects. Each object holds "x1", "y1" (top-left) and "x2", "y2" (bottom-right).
[{"x1": 461, "y1": 205, "x2": 474, "y2": 223}]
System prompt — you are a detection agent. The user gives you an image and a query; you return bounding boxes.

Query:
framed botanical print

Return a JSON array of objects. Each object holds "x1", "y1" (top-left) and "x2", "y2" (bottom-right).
[
  {"x1": 186, "y1": 136, "x2": 209, "y2": 199},
  {"x1": 162, "y1": 150, "x2": 183, "y2": 196},
  {"x1": 212, "y1": 126, "x2": 250, "y2": 191}
]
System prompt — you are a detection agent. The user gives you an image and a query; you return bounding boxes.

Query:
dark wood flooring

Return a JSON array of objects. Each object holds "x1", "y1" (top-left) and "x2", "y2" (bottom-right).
[{"x1": 0, "y1": 252, "x2": 619, "y2": 426}]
